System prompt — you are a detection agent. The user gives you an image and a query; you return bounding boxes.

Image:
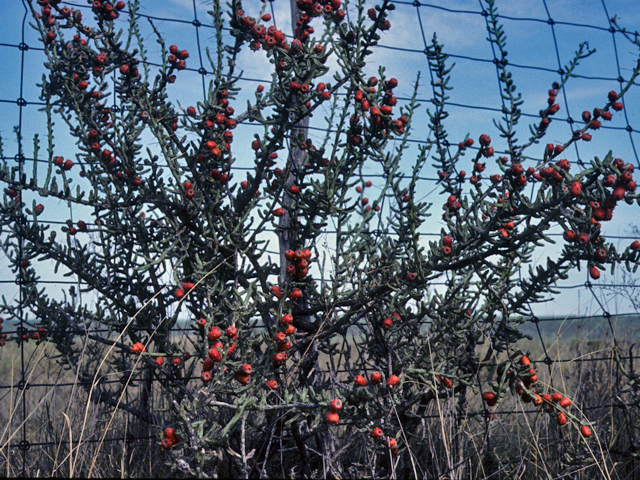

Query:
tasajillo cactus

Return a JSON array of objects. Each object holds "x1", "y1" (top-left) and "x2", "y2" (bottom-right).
[{"x1": 1, "y1": 0, "x2": 639, "y2": 477}]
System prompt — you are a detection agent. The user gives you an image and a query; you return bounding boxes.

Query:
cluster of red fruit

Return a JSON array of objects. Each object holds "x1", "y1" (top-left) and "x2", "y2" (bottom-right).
[
  {"x1": 88, "y1": 130, "x2": 110, "y2": 167},
  {"x1": 90, "y1": 0, "x2": 124, "y2": 21},
  {"x1": 354, "y1": 372, "x2": 399, "y2": 387},
  {"x1": 382, "y1": 312, "x2": 402, "y2": 329},
  {"x1": 436, "y1": 375, "x2": 453, "y2": 389},
  {"x1": 118, "y1": 62, "x2": 139, "y2": 78},
  {"x1": 271, "y1": 350, "x2": 287, "y2": 365},
  {"x1": 69, "y1": 30, "x2": 88, "y2": 48},
  {"x1": 202, "y1": 324, "x2": 238, "y2": 378},
  {"x1": 234, "y1": 363, "x2": 252, "y2": 385},
  {"x1": 453, "y1": 135, "x2": 494, "y2": 185},
  {"x1": 231, "y1": 10, "x2": 287, "y2": 52},
  {"x1": 559, "y1": 156, "x2": 636, "y2": 278},
  {"x1": 186, "y1": 89, "x2": 237, "y2": 183},
  {"x1": 602, "y1": 90, "x2": 623, "y2": 112},
  {"x1": 562, "y1": 229, "x2": 601, "y2": 278},
  {"x1": 53, "y1": 156, "x2": 73, "y2": 171},
  {"x1": 96, "y1": 102, "x2": 113, "y2": 125},
  {"x1": 580, "y1": 94, "x2": 619, "y2": 135},
  {"x1": 441, "y1": 235, "x2": 453, "y2": 256},
  {"x1": 37, "y1": 1, "x2": 123, "y2": 43},
  {"x1": 201, "y1": 134, "x2": 229, "y2": 160},
  {"x1": 183, "y1": 181, "x2": 195, "y2": 200},
  {"x1": 113, "y1": 169, "x2": 142, "y2": 186},
  {"x1": 86, "y1": 118, "x2": 151, "y2": 188},
  {"x1": 369, "y1": 427, "x2": 398, "y2": 454},
  {"x1": 457, "y1": 137, "x2": 475, "y2": 152},
  {"x1": 507, "y1": 162, "x2": 530, "y2": 188},
  {"x1": 294, "y1": 0, "x2": 346, "y2": 39},
  {"x1": 456, "y1": 134, "x2": 494, "y2": 158},
  {"x1": 546, "y1": 159, "x2": 632, "y2": 223},
  {"x1": 444, "y1": 194, "x2": 461, "y2": 213},
  {"x1": 604, "y1": 158, "x2": 637, "y2": 196},
  {"x1": 370, "y1": 77, "x2": 406, "y2": 134},
  {"x1": 284, "y1": 248, "x2": 312, "y2": 279},
  {"x1": 513, "y1": 355, "x2": 540, "y2": 399},
  {"x1": 151, "y1": 352, "x2": 191, "y2": 369},
  {"x1": 538, "y1": 84, "x2": 621, "y2": 138},
  {"x1": 478, "y1": 134, "x2": 494, "y2": 157},
  {"x1": 231, "y1": 1, "x2": 345, "y2": 54},
  {"x1": 36, "y1": 0, "x2": 78, "y2": 43},
  {"x1": 13, "y1": 326, "x2": 47, "y2": 345},
  {"x1": 367, "y1": 7, "x2": 391, "y2": 30},
  {"x1": 32, "y1": 327, "x2": 47, "y2": 341},
  {"x1": 92, "y1": 52, "x2": 107, "y2": 76},
  {"x1": 269, "y1": 313, "x2": 296, "y2": 366},
  {"x1": 270, "y1": 163, "x2": 320, "y2": 208},
  {"x1": 536, "y1": 82, "x2": 563, "y2": 132},
  {"x1": 315, "y1": 81, "x2": 332, "y2": 101},
  {"x1": 482, "y1": 356, "x2": 592, "y2": 437},
  {"x1": 168, "y1": 44, "x2": 189, "y2": 70},
  {"x1": 66, "y1": 220, "x2": 88, "y2": 236},
  {"x1": 270, "y1": 276, "x2": 306, "y2": 304},
  {"x1": 287, "y1": 75, "x2": 332, "y2": 104},
  {"x1": 160, "y1": 427, "x2": 179, "y2": 450},
  {"x1": 273, "y1": 323, "x2": 294, "y2": 355},
  {"x1": 174, "y1": 281, "x2": 195, "y2": 300},
  {"x1": 546, "y1": 86, "x2": 561, "y2": 115},
  {"x1": 354, "y1": 180, "x2": 380, "y2": 212},
  {"x1": 210, "y1": 169, "x2": 229, "y2": 184},
  {"x1": 536, "y1": 157, "x2": 570, "y2": 185},
  {"x1": 4, "y1": 185, "x2": 21, "y2": 204},
  {"x1": 72, "y1": 70, "x2": 91, "y2": 92},
  {"x1": 129, "y1": 342, "x2": 146, "y2": 354},
  {"x1": 349, "y1": 77, "x2": 407, "y2": 145},
  {"x1": 325, "y1": 398, "x2": 342, "y2": 425}
]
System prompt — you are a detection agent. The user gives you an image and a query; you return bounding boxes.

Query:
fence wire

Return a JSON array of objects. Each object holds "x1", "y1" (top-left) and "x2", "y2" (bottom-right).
[{"x1": 1, "y1": 0, "x2": 640, "y2": 476}]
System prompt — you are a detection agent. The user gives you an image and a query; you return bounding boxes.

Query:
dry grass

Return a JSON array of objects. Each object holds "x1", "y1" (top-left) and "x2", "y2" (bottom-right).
[{"x1": 0, "y1": 336, "x2": 171, "y2": 478}]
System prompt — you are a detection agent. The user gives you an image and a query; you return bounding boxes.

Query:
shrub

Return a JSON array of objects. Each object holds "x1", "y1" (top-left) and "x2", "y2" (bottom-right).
[{"x1": 1, "y1": 0, "x2": 640, "y2": 477}]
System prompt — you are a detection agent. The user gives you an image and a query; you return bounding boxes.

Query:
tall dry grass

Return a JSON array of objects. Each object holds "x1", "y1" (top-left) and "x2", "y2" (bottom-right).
[{"x1": 0, "y1": 335, "x2": 172, "y2": 478}]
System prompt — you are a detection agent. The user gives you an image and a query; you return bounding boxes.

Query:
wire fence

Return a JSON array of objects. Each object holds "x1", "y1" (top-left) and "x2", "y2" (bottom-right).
[{"x1": 1, "y1": 0, "x2": 640, "y2": 477}]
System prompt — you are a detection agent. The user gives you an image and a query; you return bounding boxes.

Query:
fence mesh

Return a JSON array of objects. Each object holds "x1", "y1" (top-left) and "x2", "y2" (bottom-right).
[{"x1": 1, "y1": 0, "x2": 639, "y2": 476}]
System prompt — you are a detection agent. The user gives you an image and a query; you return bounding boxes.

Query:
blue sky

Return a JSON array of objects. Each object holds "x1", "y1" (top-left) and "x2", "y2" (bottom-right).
[{"x1": 1, "y1": 0, "x2": 640, "y2": 321}]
